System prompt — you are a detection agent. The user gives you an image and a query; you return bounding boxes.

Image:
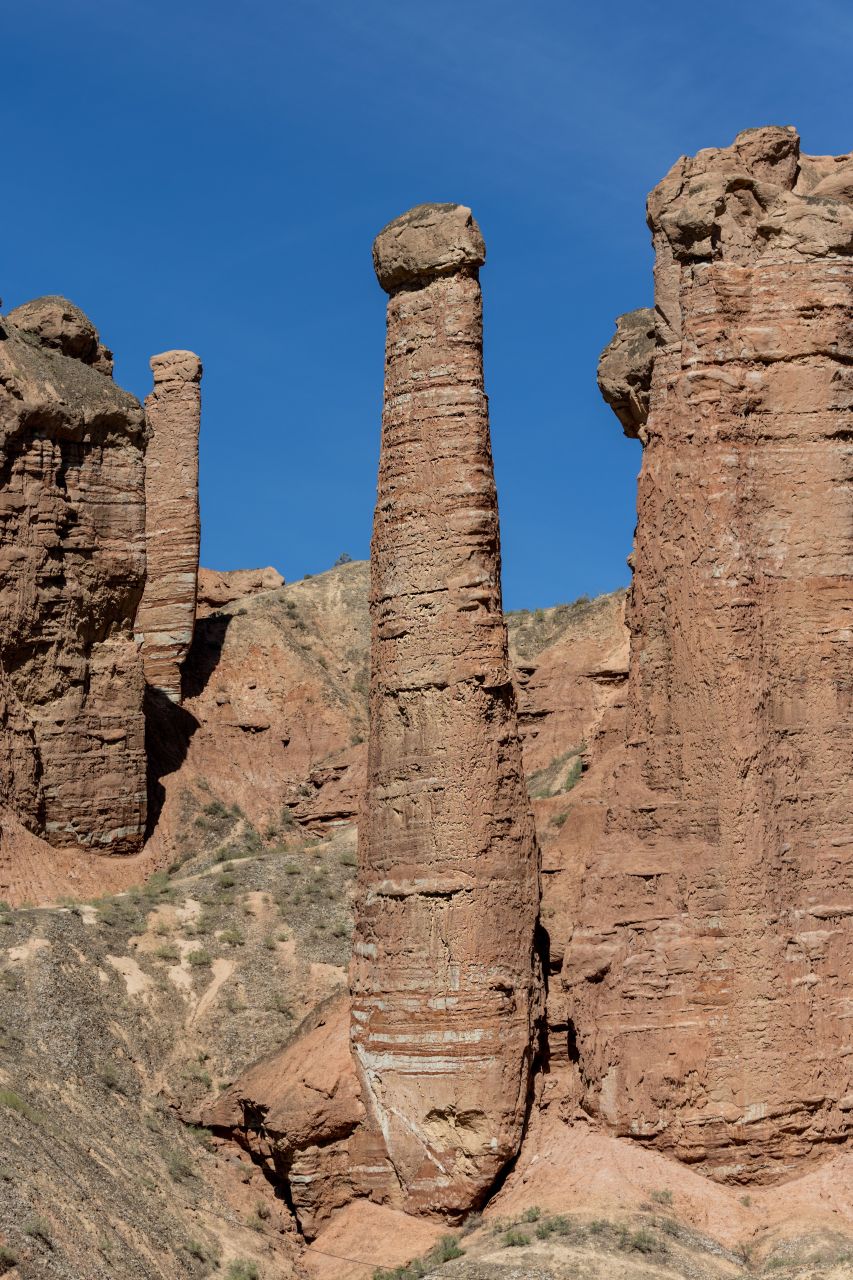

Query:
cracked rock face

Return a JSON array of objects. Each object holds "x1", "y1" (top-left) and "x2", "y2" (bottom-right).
[
  {"x1": 574, "y1": 127, "x2": 853, "y2": 1180},
  {"x1": 351, "y1": 203, "x2": 543, "y2": 1214},
  {"x1": 0, "y1": 299, "x2": 147, "y2": 852},
  {"x1": 136, "y1": 350, "x2": 202, "y2": 703}
]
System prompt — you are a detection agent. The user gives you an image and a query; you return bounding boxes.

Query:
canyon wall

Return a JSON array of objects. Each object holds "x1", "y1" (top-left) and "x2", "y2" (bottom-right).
[
  {"x1": 137, "y1": 350, "x2": 202, "y2": 703},
  {"x1": 560, "y1": 126, "x2": 853, "y2": 1182},
  {"x1": 351, "y1": 203, "x2": 543, "y2": 1214},
  {"x1": 0, "y1": 297, "x2": 147, "y2": 853}
]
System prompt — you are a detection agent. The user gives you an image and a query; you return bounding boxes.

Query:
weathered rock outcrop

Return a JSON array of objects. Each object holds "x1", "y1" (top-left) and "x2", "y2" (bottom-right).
[
  {"x1": 196, "y1": 565, "x2": 284, "y2": 617},
  {"x1": 596, "y1": 308, "x2": 656, "y2": 441},
  {"x1": 351, "y1": 203, "x2": 543, "y2": 1214},
  {"x1": 137, "y1": 351, "x2": 202, "y2": 703},
  {"x1": 563, "y1": 127, "x2": 853, "y2": 1181},
  {"x1": 0, "y1": 298, "x2": 147, "y2": 852}
]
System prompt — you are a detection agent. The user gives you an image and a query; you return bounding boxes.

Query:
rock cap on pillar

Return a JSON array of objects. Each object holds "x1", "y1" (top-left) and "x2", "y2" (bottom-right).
[
  {"x1": 372, "y1": 202, "x2": 486, "y2": 291},
  {"x1": 150, "y1": 349, "x2": 203, "y2": 386}
]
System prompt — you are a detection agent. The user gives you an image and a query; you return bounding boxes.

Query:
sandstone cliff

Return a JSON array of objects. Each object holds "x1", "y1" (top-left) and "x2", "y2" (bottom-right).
[
  {"x1": 565, "y1": 126, "x2": 853, "y2": 1182},
  {"x1": 0, "y1": 297, "x2": 148, "y2": 855}
]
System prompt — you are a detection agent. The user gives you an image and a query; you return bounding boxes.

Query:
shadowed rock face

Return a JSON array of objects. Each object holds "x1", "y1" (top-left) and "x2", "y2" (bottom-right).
[
  {"x1": 351, "y1": 203, "x2": 543, "y2": 1214},
  {"x1": 136, "y1": 351, "x2": 202, "y2": 703},
  {"x1": 573, "y1": 127, "x2": 853, "y2": 1180},
  {"x1": 0, "y1": 299, "x2": 147, "y2": 852}
]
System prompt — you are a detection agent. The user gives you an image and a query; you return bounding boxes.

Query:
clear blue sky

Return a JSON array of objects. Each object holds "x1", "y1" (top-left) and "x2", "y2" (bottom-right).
[{"x1": 5, "y1": 2, "x2": 852, "y2": 609}]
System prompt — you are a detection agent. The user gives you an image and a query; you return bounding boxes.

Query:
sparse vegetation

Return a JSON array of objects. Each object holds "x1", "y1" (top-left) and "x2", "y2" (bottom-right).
[
  {"x1": 24, "y1": 1215, "x2": 52, "y2": 1245},
  {"x1": 0, "y1": 1245, "x2": 18, "y2": 1273},
  {"x1": 187, "y1": 947, "x2": 212, "y2": 967},
  {"x1": 166, "y1": 1149, "x2": 194, "y2": 1182},
  {"x1": 225, "y1": 1261, "x2": 260, "y2": 1280},
  {"x1": 373, "y1": 1235, "x2": 463, "y2": 1279}
]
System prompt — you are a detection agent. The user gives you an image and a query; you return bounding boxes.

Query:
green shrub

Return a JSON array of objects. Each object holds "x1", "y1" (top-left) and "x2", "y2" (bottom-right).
[
  {"x1": 0, "y1": 1245, "x2": 18, "y2": 1272},
  {"x1": 650, "y1": 1188, "x2": 673, "y2": 1206},
  {"x1": 502, "y1": 1228, "x2": 530, "y2": 1247},
  {"x1": 167, "y1": 1150, "x2": 193, "y2": 1181},
  {"x1": 187, "y1": 948, "x2": 212, "y2": 967},
  {"x1": 24, "y1": 1216, "x2": 52, "y2": 1244},
  {"x1": 521, "y1": 1206, "x2": 541, "y2": 1222},
  {"x1": 155, "y1": 942, "x2": 180, "y2": 962},
  {"x1": 0, "y1": 1089, "x2": 39, "y2": 1122},
  {"x1": 224, "y1": 1262, "x2": 259, "y2": 1280},
  {"x1": 219, "y1": 926, "x2": 245, "y2": 947}
]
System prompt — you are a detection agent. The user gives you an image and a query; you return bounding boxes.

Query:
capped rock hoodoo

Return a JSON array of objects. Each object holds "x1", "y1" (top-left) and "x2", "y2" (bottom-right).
[
  {"x1": 137, "y1": 350, "x2": 203, "y2": 703},
  {"x1": 352, "y1": 202, "x2": 543, "y2": 1213},
  {"x1": 0, "y1": 298, "x2": 147, "y2": 852},
  {"x1": 566, "y1": 126, "x2": 853, "y2": 1181}
]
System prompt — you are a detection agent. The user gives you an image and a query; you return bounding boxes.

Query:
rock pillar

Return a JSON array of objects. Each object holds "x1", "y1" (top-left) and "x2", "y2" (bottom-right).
[
  {"x1": 137, "y1": 350, "x2": 202, "y2": 703},
  {"x1": 0, "y1": 297, "x2": 147, "y2": 852},
  {"x1": 574, "y1": 127, "x2": 853, "y2": 1180},
  {"x1": 351, "y1": 204, "x2": 542, "y2": 1213}
]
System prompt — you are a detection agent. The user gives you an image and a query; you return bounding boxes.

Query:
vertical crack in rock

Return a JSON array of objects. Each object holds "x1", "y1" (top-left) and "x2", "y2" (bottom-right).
[
  {"x1": 352, "y1": 203, "x2": 544, "y2": 1214},
  {"x1": 575, "y1": 126, "x2": 853, "y2": 1181},
  {"x1": 0, "y1": 297, "x2": 147, "y2": 852},
  {"x1": 137, "y1": 350, "x2": 202, "y2": 703}
]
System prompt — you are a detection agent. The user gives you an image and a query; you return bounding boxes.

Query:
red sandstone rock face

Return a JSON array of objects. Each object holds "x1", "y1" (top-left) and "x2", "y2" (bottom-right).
[
  {"x1": 0, "y1": 299, "x2": 147, "y2": 853},
  {"x1": 350, "y1": 204, "x2": 543, "y2": 1215},
  {"x1": 137, "y1": 351, "x2": 202, "y2": 703},
  {"x1": 565, "y1": 127, "x2": 853, "y2": 1181}
]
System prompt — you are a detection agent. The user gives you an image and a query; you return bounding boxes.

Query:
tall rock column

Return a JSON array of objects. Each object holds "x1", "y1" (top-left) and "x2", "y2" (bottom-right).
[
  {"x1": 137, "y1": 350, "x2": 202, "y2": 703},
  {"x1": 0, "y1": 296, "x2": 147, "y2": 852},
  {"x1": 571, "y1": 127, "x2": 853, "y2": 1181},
  {"x1": 351, "y1": 204, "x2": 542, "y2": 1214}
]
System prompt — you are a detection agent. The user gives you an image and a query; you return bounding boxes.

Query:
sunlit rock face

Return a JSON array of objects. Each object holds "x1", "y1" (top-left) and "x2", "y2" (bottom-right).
[
  {"x1": 0, "y1": 298, "x2": 147, "y2": 853},
  {"x1": 137, "y1": 349, "x2": 202, "y2": 703},
  {"x1": 351, "y1": 203, "x2": 543, "y2": 1214},
  {"x1": 571, "y1": 127, "x2": 853, "y2": 1182}
]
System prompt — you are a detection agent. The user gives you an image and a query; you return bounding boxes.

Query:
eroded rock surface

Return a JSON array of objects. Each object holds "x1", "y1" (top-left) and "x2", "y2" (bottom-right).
[
  {"x1": 563, "y1": 126, "x2": 853, "y2": 1181},
  {"x1": 196, "y1": 565, "x2": 284, "y2": 617},
  {"x1": 596, "y1": 308, "x2": 656, "y2": 440},
  {"x1": 137, "y1": 350, "x2": 202, "y2": 703},
  {"x1": 0, "y1": 299, "x2": 147, "y2": 852},
  {"x1": 350, "y1": 203, "x2": 543, "y2": 1215}
]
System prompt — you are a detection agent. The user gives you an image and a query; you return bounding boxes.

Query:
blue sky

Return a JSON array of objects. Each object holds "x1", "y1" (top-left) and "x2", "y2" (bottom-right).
[{"x1": 5, "y1": 1, "x2": 852, "y2": 609}]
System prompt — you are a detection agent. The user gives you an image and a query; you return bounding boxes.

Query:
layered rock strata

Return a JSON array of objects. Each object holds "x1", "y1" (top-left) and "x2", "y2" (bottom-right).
[
  {"x1": 0, "y1": 298, "x2": 147, "y2": 852},
  {"x1": 351, "y1": 203, "x2": 543, "y2": 1213},
  {"x1": 566, "y1": 127, "x2": 853, "y2": 1181},
  {"x1": 137, "y1": 351, "x2": 202, "y2": 702}
]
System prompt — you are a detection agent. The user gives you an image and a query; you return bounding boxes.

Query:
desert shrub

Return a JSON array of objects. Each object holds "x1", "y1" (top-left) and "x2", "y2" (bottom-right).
[
  {"x1": 99, "y1": 1063, "x2": 123, "y2": 1092},
  {"x1": 502, "y1": 1229, "x2": 530, "y2": 1247},
  {"x1": 521, "y1": 1206, "x2": 541, "y2": 1222},
  {"x1": 155, "y1": 942, "x2": 180, "y2": 962},
  {"x1": 187, "y1": 948, "x2": 212, "y2": 967},
  {"x1": 373, "y1": 1234, "x2": 463, "y2": 1278},
  {"x1": 219, "y1": 926, "x2": 245, "y2": 947},
  {"x1": 225, "y1": 1262, "x2": 259, "y2": 1280},
  {"x1": 167, "y1": 1150, "x2": 193, "y2": 1181},
  {"x1": 650, "y1": 1188, "x2": 673, "y2": 1206},
  {"x1": 24, "y1": 1216, "x2": 52, "y2": 1244},
  {"x1": 0, "y1": 1089, "x2": 39, "y2": 1123},
  {"x1": 0, "y1": 1245, "x2": 18, "y2": 1272}
]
